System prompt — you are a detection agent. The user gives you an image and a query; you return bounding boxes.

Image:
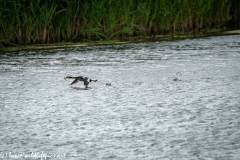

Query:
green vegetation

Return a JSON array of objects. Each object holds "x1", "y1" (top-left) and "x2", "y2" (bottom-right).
[{"x1": 0, "y1": 0, "x2": 239, "y2": 47}]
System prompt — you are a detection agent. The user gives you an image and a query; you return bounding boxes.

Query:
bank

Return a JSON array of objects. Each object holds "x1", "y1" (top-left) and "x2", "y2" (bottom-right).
[{"x1": 1, "y1": 29, "x2": 240, "y2": 52}]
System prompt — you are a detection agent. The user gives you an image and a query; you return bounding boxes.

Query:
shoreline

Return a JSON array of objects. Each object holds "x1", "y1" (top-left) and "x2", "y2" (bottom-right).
[{"x1": 1, "y1": 29, "x2": 240, "y2": 52}]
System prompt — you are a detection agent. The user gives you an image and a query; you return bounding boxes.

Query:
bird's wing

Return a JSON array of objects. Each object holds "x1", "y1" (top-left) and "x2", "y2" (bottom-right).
[{"x1": 71, "y1": 79, "x2": 79, "y2": 85}]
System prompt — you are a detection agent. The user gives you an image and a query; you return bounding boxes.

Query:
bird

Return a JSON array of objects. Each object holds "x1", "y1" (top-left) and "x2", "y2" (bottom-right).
[
  {"x1": 173, "y1": 72, "x2": 182, "y2": 81},
  {"x1": 106, "y1": 82, "x2": 111, "y2": 86},
  {"x1": 64, "y1": 76, "x2": 97, "y2": 88},
  {"x1": 173, "y1": 77, "x2": 179, "y2": 81}
]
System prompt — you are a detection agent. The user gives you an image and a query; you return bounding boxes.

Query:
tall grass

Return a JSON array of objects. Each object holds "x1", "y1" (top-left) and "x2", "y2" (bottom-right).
[{"x1": 0, "y1": 0, "x2": 239, "y2": 46}]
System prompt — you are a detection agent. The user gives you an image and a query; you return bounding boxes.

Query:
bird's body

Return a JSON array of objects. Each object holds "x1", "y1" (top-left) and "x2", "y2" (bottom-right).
[
  {"x1": 106, "y1": 82, "x2": 111, "y2": 86},
  {"x1": 173, "y1": 72, "x2": 182, "y2": 81},
  {"x1": 65, "y1": 76, "x2": 97, "y2": 88}
]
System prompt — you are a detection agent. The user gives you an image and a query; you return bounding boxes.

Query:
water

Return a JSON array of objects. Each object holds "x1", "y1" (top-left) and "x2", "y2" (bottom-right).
[{"x1": 0, "y1": 35, "x2": 240, "y2": 160}]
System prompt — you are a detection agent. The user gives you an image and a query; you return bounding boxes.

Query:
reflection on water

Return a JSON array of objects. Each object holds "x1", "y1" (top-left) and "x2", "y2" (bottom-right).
[{"x1": 0, "y1": 35, "x2": 240, "y2": 159}]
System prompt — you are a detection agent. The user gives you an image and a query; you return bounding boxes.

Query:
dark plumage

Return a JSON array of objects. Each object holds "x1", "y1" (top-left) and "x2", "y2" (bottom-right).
[{"x1": 64, "y1": 76, "x2": 97, "y2": 88}]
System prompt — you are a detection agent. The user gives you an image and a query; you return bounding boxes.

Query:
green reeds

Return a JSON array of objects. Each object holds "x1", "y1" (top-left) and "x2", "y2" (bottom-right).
[{"x1": 0, "y1": 0, "x2": 239, "y2": 46}]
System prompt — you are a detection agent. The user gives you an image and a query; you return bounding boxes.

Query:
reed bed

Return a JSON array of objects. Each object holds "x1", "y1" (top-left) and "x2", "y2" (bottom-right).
[{"x1": 0, "y1": 0, "x2": 239, "y2": 46}]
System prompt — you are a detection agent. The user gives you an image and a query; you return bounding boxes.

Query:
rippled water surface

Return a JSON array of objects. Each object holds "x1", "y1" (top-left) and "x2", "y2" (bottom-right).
[{"x1": 0, "y1": 35, "x2": 240, "y2": 159}]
